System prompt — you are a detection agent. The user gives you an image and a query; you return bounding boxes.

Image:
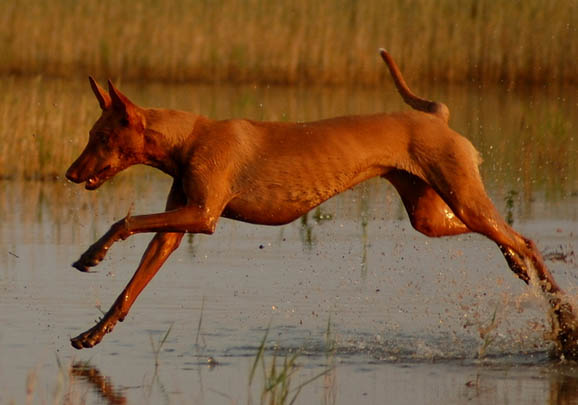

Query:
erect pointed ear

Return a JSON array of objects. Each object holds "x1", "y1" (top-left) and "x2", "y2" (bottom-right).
[
  {"x1": 89, "y1": 76, "x2": 111, "y2": 110},
  {"x1": 107, "y1": 80, "x2": 145, "y2": 128},
  {"x1": 107, "y1": 80, "x2": 138, "y2": 116}
]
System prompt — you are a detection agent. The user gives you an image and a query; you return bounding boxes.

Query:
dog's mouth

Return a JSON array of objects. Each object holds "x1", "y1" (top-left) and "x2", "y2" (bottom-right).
[{"x1": 85, "y1": 165, "x2": 114, "y2": 190}]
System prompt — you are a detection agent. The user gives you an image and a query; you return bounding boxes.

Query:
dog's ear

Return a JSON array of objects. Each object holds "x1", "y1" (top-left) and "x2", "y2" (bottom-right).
[
  {"x1": 89, "y1": 76, "x2": 111, "y2": 110},
  {"x1": 107, "y1": 80, "x2": 145, "y2": 128},
  {"x1": 107, "y1": 80, "x2": 139, "y2": 117}
]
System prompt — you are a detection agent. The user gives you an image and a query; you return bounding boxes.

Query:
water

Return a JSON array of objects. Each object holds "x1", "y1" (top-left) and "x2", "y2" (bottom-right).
[{"x1": 0, "y1": 79, "x2": 577, "y2": 404}]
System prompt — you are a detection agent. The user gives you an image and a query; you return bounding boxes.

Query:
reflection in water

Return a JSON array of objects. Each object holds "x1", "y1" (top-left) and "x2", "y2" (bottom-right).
[
  {"x1": 0, "y1": 78, "x2": 576, "y2": 229},
  {"x1": 550, "y1": 373, "x2": 578, "y2": 405},
  {"x1": 70, "y1": 361, "x2": 183, "y2": 405},
  {"x1": 71, "y1": 362, "x2": 127, "y2": 405},
  {"x1": 299, "y1": 212, "x2": 314, "y2": 248},
  {"x1": 66, "y1": 354, "x2": 578, "y2": 405},
  {"x1": 0, "y1": 78, "x2": 577, "y2": 405},
  {"x1": 0, "y1": 170, "x2": 171, "y2": 249},
  {"x1": 359, "y1": 184, "x2": 370, "y2": 279},
  {"x1": 299, "y1": 207, "x2": 334, "y2": 249},
  {"x1": 0, "y1": 76, "x2": 575, "y2": 208}
]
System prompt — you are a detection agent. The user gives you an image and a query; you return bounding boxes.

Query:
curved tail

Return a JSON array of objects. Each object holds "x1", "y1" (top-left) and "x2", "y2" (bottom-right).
[{"x1": 379, "y1": 49, "x2": 450, "y2": 123}]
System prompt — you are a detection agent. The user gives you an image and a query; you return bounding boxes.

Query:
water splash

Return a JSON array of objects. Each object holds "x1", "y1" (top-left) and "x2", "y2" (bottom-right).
[{"x1": 524, "y1": 257, "x2": 578, "y2": 359}]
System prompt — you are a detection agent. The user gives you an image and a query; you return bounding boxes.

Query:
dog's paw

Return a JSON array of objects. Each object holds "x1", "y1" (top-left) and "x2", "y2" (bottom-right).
[
  {"x1": 72, "y1": 259, "x2": 92, "y2": 272},
  {"x1": 71, "y1": 329, "x2": 104, "y2": 349},
  {"x1": 70, "y1": 321, "x2": 115, "y2": 349},
  {"x1": 73, "y1": 244, "x2": 109, "y2": 272}
]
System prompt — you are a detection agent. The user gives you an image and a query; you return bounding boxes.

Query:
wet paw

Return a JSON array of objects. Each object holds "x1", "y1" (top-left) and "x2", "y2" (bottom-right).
[
  {"x1": 71, "y1": 329, "x2": 104, "y2": 349},
  {"x1": 72, "y1": 259, "x2": 92, "y2": 272},
  {"x1": 70, "y1": 322, "x2": 115, "y2": 350},
  {"x1": 557, "y1": 328, "x2": 578, "y2": 360},
  {"x1": 72, "y1": 245, "x2": 108, "y2": 272},
  {"x1": 551, "y1": 302, "x2": 578, "y2": 360}
]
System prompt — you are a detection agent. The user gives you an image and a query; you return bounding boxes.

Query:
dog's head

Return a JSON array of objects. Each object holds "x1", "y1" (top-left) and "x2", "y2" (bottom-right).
[{"x1": 66, "y1": 78, "x2": 146, "y2": 190}]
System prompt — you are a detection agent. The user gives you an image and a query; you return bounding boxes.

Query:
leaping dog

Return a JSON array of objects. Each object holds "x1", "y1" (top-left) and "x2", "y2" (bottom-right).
[{"x1": 66, "y1": 49, "x2": 578, "y2": 357}]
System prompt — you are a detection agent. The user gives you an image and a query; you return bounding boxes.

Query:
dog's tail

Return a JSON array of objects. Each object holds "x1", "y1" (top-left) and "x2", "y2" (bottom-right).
[{"x1": 379, "y1": 48, "x2": 449, "y2": 123}]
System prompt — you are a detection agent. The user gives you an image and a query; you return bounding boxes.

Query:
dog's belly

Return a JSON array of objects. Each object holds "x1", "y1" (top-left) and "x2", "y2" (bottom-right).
[
  {"x1": 222, "y1": 165, "x2": 386, "y2": 225},
  {"x1": 221, "y1": 201, "x2": 312, "y2": 225},
  {"x1": 219, "y1": 116, "x2": 411, "y2": 225}
]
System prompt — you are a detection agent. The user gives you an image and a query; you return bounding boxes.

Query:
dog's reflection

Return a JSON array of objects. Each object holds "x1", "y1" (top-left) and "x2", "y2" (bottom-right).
[
  {"x1": 71, "y1": 362, "x2": 126, "y2": 405},
  {"x1": 550, "y1": 373, "x2": 578, "y2": 405}
]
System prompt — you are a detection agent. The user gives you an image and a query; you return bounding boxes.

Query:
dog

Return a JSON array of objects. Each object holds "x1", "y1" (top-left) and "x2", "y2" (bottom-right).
[{"x1": 65, "y1": 49, "x2": 577, "y2": 357}]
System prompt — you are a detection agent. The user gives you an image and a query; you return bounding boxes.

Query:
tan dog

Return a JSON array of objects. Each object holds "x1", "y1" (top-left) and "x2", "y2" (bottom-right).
[{"x1": 66, "y1": 49, "x2": 577, "y2": 357}]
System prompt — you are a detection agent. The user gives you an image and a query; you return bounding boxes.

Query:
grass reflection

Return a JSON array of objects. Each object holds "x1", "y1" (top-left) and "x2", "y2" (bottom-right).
[{"x1": 0, "y1": 78, "x2": 575, "y2": 232}]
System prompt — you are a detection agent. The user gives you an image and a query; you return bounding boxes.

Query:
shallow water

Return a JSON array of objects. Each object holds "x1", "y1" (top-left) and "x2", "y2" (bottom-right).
[{"x1": 0, "y1": 80, "x2": 577, "y2": 404}]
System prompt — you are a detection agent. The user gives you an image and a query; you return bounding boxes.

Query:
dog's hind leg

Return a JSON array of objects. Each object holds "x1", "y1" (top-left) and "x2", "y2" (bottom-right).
[
  {"x1": 384, "y1": 170, "x2": 470, "y2": 237},
  {"x1": 425, "y1": 159, "x2": 578, "y2": 357},
  {"x1": 427, "y1": 162, "x2": 558, "y2": 291},
  {"x1": 386, "y1": 169, "x2": 542, "y2": 283}
]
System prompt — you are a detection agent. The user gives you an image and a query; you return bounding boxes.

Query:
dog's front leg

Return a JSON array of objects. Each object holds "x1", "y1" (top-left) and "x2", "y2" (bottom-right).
[
  {"x1": 73, "y1": 203, "x2": 218, "y2": 271},
  {"x1": 72, "y1": 180, "x2": 187, "y2": 349},
  {"x1": 71, "y1": 231, "x2": 184, "y2": 349},
  {"x1": 73, "y1": 217, "x2": 131, "y2": 272}
]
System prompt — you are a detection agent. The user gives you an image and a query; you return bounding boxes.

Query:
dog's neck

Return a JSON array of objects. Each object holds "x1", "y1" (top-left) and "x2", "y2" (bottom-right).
[{"x1": 142, "y1": 108, "x2": 200, "y2": 178}]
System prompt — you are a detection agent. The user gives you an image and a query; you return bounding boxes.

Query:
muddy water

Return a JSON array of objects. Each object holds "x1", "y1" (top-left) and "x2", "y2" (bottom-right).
[{"x1": 0, "y1": 79, "x2": 577, "y2": 404}]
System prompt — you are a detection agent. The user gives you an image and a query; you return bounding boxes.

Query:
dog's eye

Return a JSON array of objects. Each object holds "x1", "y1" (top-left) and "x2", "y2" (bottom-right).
[{"x1": 119, "y1": 118, "x2": 130, "y2": 127}]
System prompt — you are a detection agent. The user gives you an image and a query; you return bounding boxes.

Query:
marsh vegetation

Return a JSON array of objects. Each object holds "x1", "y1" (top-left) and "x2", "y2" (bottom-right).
[
  {"x1": 0, "y1": 2, "x2": 577, "y2": 403},
  {"x1": 0, "y1": 0, "x2": 576, "y2": 85}
]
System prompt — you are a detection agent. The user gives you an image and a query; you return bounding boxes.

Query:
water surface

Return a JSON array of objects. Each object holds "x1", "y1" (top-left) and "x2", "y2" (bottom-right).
[{"x1": 0, "y1": 79, "x2": 577, "y2": 404}]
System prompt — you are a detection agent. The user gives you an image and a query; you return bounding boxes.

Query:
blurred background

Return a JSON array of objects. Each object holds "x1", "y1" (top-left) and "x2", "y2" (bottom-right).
[
  {"x1": 1, "y1": 0, "x2": 576, "y2": 85},
  {"x1": 0, "y1": 0, "x2": 576, "y2": 185},
  {"x1": 0, "y1": 1, "x2": 577, "y2": 404}
]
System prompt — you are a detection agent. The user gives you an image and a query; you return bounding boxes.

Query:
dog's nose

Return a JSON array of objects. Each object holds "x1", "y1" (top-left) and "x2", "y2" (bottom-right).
[{"x1": 66, "y1": 167, "x2": 82, "y2": 183}]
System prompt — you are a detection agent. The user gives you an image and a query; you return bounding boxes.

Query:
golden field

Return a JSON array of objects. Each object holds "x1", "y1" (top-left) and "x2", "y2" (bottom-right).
[
  {"x1": 0, "y1": 77, "x2": 575, "y2": 196},
  {"x1": 0, "y1": 0, "x2": 575, "y2": 184},
  {"x1": 0, "y1": 0, "x2": 576, "y2": 85}
]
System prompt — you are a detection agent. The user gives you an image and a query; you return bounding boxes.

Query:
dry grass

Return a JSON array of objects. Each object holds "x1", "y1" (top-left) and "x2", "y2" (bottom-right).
[
  {"x1": 0, "y1": 76, "x2": 575, "y2": 193},
  {"x1": 0, "y1": 1, "x2": 574, "y2": 182},
  {"x1": 0, "y1": 0, "x2": 576, "y2": 85},
  {"x1": 0, "y1": 77, "x2": 90, "y2": 180}
]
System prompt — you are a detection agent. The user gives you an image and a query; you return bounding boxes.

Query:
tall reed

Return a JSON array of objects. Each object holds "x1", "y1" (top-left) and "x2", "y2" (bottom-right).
[
  {"x1": 0, "y1": 77, "x2": 575, "y2": 193},
  {"x1": 0, "y1": 77, "x2": 91, "y2": 180},
  {"x1": 0, "y1": 0, "x2": 575, "y2": 85}
]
